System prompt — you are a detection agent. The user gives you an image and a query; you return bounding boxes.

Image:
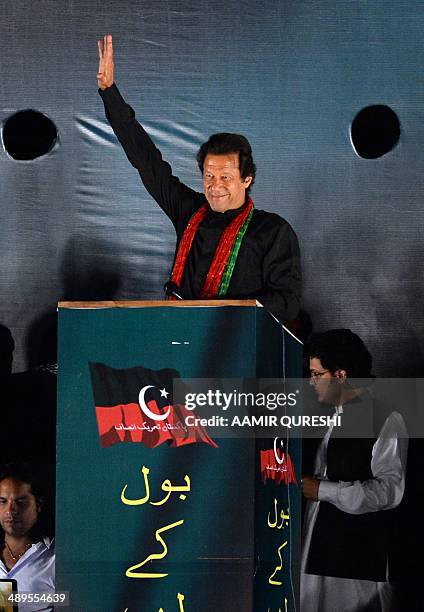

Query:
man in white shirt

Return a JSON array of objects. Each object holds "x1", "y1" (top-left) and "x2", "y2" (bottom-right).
[
  {"x1": 0, "y1": 463, "x2": 55, "y2": 612},
  {"x1": 301, "y1": 329, "x2": 408, "y2": 612}
]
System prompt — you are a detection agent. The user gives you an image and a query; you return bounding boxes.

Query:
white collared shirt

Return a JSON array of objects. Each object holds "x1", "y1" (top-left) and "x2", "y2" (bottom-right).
[{"x1": 0, "y1": 536, "x2": 55, "y2": 612}]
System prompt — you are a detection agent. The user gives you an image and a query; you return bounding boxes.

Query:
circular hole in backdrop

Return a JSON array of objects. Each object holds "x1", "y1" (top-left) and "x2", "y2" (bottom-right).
[
  {"x1": 2, "y1": 109, "x2": 58, "y2": 160},
  {"x1": 351, "y1": 105, "x2": 400, "y2": 159}
]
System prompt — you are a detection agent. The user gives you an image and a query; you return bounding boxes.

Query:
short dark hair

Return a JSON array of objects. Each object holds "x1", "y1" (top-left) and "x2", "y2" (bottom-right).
[
  {"x1": 305, "y1": 329, "x2": 373, "y2": 378},
  {"x1": 196, "y1": 133, "x2": 256, "y2": 192}
]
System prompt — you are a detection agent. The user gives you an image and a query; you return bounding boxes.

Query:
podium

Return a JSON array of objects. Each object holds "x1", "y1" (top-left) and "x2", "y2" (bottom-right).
[{"x1": 56, "y1": 300, "x2": 302, "y2": 611}]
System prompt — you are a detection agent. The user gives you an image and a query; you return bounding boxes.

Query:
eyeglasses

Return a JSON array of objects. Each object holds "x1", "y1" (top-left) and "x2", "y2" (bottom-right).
[{"x1": 310, "y1": 369, "x2": 331, "y2": 379}]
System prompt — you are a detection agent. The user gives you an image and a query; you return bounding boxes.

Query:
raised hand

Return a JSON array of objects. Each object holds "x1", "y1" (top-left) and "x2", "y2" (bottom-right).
[{"x1": 97, "y1": 34, "x2": 114, "y2": 90}]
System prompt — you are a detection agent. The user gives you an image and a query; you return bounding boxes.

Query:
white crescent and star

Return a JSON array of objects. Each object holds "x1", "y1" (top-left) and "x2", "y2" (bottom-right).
[{"x1": 138, "y1": 385, "x2": 171, "y2": 421}]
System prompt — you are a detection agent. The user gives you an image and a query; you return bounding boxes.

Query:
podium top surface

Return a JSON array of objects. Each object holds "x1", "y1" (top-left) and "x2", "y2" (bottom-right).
[
  {"x1": 57, "y1": 300, "x2": 302, "y2": 343},
  {"x1": 58, "y1": 299, "x2": 259, "y2": 309}
]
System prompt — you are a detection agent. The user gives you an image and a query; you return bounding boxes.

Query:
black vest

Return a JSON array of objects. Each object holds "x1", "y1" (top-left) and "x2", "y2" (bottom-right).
[{"x1": 306, "y1": 394, "x2": 395, "y2": 581}]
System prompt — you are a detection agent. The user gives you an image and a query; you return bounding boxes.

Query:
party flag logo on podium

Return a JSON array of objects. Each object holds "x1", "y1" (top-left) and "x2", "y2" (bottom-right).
[
  {"x1": 89, "y1": 362, "x2": 217, "y2": 449},
  {"x1": 260, "y1": 447, "x2": 297, "y2": 486}
]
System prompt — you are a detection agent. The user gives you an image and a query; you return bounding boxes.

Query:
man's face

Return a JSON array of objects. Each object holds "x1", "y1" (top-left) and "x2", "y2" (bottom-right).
[
  {"x1": 309, "y1": 357, "x2": 342, "y2": 405},
  {"x1": 203, "y1": 153, "x2": 252, "y2": 212},
  {"x1": 0, "y1": 478, "x2": 40, "y2": 538}
]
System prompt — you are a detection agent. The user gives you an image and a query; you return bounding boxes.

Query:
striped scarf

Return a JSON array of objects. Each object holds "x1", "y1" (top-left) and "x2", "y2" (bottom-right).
[{"x1": 169, "y1": 199, "x2": 254, "y2": 299}]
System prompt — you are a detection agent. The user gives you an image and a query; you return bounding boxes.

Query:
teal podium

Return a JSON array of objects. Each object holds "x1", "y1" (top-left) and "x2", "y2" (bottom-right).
[{"x1": 56, "y1": 300, "x2": 302, "y2": 611}]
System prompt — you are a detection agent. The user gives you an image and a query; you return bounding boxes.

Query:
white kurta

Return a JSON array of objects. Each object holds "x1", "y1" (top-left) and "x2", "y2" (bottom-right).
[{"x1": 301, "y1": 407, "x2": 408, "y2": 612}]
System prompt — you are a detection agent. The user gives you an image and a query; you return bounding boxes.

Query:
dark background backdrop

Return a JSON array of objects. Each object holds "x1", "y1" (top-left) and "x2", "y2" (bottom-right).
[{"x1": 1, "y1": 0, "x2": 423, "y2": 375}]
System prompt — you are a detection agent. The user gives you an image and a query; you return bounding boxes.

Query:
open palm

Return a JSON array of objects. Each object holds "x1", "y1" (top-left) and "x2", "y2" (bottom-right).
[{"x1": 97, "y1": 34, "x2": 114, "y2": 90}]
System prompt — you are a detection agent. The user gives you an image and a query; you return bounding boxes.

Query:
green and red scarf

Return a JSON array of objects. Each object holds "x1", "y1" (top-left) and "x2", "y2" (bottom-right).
[{"x1": 169, "y1": 199, "x2": 254, "y2": 299}]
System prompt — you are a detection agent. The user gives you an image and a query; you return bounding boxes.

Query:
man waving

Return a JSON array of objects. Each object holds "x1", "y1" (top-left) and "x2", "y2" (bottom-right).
[{"x1": 98, "y1": 34, "x2": 301, "y2": 322}]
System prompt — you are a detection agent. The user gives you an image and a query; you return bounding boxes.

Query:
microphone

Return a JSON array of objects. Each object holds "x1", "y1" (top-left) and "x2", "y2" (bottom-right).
[{"x1": 164, "y1": 281, "x2": 184, "y2": 300}]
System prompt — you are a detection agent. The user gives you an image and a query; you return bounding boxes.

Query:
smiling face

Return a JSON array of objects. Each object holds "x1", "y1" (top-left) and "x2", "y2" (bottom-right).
[
  {"x1": 202, "y1": 153, "x2": 252, "y2": 212},
  {"x1": 0, "y1": 478, "x2": 40, "y2": 538}
]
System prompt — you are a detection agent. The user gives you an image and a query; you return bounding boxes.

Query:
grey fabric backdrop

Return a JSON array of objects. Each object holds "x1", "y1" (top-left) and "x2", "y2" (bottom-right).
[{"x1": 1, "y1": 0, "x2": 423, "y2": 375}]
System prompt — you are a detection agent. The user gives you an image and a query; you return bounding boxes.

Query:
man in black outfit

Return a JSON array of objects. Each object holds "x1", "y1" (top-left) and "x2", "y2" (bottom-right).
[{"x1": 97, "y1": 34, "x2": 301, "y2": 323}]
